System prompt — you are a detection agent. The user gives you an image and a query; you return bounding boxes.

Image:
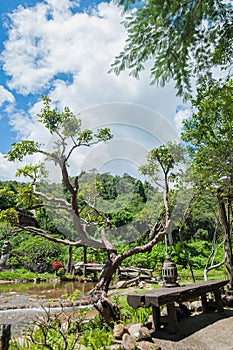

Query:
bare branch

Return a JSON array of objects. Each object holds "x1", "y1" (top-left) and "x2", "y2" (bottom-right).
[
  {"x1": 34, "y1": 191, "x2": 71, "y2": 209},
  {"x1": 204, "y1": 259, "x2": 226, "y2": 281},
  {"x1": 101, "y1": 228, "x2": 116, "y2": 251},
  {"x1": 81, "y1": 199, "x2": 110, "y2": 224},
  {"x1": 116, "y1": 224, "x2": 166, "y2": 266},
  {"x1": 14, "y1": 225, "x2": 105, "y2": 249}
]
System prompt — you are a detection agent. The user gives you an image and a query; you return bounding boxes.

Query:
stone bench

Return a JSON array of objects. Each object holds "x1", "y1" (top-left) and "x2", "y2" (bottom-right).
[{"x1": 127, "y1": 279, "x2": 228, "y2": 333}]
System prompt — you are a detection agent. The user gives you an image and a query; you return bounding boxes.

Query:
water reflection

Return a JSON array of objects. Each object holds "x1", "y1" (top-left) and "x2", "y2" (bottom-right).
[
  {"x1": 0, "y1": 280, "x2": 95, "y2": 298},
  {"x1": 0, "y1": 281, "x2": 96, "y2": 328}
]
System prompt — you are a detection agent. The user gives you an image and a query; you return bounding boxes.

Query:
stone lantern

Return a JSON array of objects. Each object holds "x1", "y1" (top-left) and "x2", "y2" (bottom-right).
[{"x1": 162, "y1": 258, "x2": 179, "y2": 287}]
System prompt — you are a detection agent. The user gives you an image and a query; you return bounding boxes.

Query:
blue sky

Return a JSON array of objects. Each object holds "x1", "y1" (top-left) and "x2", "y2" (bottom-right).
[
  {"x1": 0, "y1": 0, "x2": 188, "y2": 181},
  {"x1": 0, "y1": 0, "x2": 104, "y2": 154}
]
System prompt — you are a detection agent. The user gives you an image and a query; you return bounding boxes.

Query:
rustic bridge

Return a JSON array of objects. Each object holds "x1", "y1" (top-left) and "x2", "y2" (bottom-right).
[
  {"x1": 127, "y1": 279, "x2": 229, "y2": 333},
  {"x1": 74, "y1": 263, "x2": 154, "y2": 281}
]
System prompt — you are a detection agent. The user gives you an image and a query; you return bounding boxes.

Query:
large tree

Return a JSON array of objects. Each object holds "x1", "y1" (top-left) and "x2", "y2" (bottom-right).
[
  {"x1": 2, "y1": 97, "x2": 182, "y2": 324},
  {"x1": 112, "y1": 0, "x2": 233, "y2": 99},
  {"x1": 181, "y1": 78, "x2": 233, "y2": 288}
]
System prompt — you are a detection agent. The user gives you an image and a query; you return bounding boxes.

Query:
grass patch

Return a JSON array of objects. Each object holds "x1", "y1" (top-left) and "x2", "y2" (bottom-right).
[{"x1": 0, "y1": 268, "x2": 55, "y2": 282}]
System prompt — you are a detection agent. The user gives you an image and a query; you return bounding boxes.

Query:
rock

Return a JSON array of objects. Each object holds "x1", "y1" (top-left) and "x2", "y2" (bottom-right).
[
  {"x1": 116, "y1": 281, "x2": 127, "y2": 289},
  {"x1": 223, "y1": 294, "x2": 233, "y2": 307},
  {"x1": 136, "y1": 340, "x2": 161, "y2": 350},
  {"x1": 122, "y1": 333, "x2": 135, "y2": 350},
  {"x1": 28, "y1": 297, "x2": 37, "y2": 302},
  {"x1": 190, "y1": 300, "x2": 202, "y2": 312},
  {"x1": 114, "y1": 323, "x2": 128, "y2": 340},
  {"x1": 110, "y1": 345, "x2": 123, "y2": 350},
  {"x1": 161, "y1": 306, "x2": 167, "y2": 316},
  {"x1": 128, "y1": 323, "x2": 142, "y2": 339},
  {"x1": 144, "y1": 315, "x2": 153, "y2": 330},
  {"x1": 138, "y1": 281, "x2": 152, "y2": 289},
  {"x1": 176, "y1": 304, "x2": 191, "y2": 319},
  {"x1": 76, "y1": 345, "x2": 86, "y2": 350},
  {"x1": 128, "y1": 323, "x2": 151, "y2": 341},
  {"x1": 138, "y1": 326, "x2": 151, "y2": 340}
]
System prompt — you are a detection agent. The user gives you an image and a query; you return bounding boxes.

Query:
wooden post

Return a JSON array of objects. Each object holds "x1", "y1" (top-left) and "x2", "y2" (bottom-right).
[
  {"x1": 83, "y1": 264, "x2": 87, "y2": 277},
  {"x1": 66, "y1": 245, "x2": 73, "y2": 273},
  {"x1": 83, "y1": 246, "x2": 87, "y2": 264},
  {"x1": 0, "y1": 325, "x2": 11, "y2": 350}
]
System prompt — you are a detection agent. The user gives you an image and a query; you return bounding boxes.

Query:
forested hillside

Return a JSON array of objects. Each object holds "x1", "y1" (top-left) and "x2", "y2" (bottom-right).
[{"x1": 0, "y1": 173, "x2": 224, "y2": 274}]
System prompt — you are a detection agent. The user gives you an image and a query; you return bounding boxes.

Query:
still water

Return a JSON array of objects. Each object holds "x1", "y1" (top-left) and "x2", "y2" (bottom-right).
[
  {"x1": 0, "y1": 280, "x2": 95, "y2": 328},
  {"x1": 0, "y1": 280, "x2": 95, "y2": 298}
]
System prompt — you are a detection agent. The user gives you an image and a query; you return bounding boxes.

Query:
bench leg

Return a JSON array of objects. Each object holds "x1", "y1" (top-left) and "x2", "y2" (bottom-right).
[
  {"x1": 167, "y1": 303, "x2": 179, "y2": 333},
  {"x1": 201, "y1": 294, "x2": 209, "y2": 313},
  {"x1": 214, "y1": 289, "x2": 224, "y2": 313},
  {"x1": 152, "y1": 306, "x2": 161, "y2": 330}
]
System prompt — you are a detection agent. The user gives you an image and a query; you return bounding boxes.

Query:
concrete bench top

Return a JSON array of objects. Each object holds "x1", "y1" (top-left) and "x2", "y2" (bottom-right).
[{"x1": 127, "y1": 279, "x2": 228, "y2": 308}]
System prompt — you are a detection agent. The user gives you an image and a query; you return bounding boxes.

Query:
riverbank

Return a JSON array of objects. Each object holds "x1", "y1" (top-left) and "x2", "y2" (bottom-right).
[{"x1": 0, "y1": 279, "x2": 95, "y2": 331}]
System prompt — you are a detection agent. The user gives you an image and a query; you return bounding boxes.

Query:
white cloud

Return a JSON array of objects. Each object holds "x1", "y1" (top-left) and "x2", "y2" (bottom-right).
[
  {"x1": 2, "y1": 1, "x2": 125, "y2": 95},
  {"x1": 0, "y1": 152, "x2": 20, "y2": 180},
  {"x1": 0, "y1": 86, "x2": 15, "y2": 107},
  {"x1": 175, "y1": 106, "x2": 192, "y2": 132},
  {"x1": 0, "y1": 0, "x2": 183, "y2": 180}
]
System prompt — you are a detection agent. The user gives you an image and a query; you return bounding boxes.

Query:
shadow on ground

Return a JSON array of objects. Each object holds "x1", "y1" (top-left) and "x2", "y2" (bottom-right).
[{"x1": 153, "y1": 307, "x2": 233, "y2": 341}]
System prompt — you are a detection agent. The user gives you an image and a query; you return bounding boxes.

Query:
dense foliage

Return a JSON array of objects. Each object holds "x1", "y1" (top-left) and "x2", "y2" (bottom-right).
[
  {"x1": 0, "y1": 171, "x2": 225, "y2": 276},
  {"x1": 112, "y1": 0, "x2": 233, "y2": 99},
  {"x1": 181, "y1": 78, "x2": 233, "y2": 287}
]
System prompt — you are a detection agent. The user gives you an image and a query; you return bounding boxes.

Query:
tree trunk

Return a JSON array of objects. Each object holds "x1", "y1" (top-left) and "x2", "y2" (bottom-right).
[
  {"x1": 88, "y1": 225, "x2": 166, "y2": 325},
  {"x1": 217, "y1": 191, "x2": 233, "y2": 289},
  {"x1": 83, "y1": 246, "x2": 87, "y2": 264},
  {"x1": 66, "y1": 245, "x2": 73, "y2": 273},
  {"x1": 88, "y1": 255, "x2": 121, "y2": 326},
  {"x1": 0, "y1": 325, "x2": 11, "y2": 350}
]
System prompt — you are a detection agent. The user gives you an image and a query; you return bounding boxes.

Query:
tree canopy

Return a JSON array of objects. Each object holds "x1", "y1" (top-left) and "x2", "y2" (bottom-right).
[
  {"x1": 181, "y1": 78, "x2": 233, "y2": 287},
  {"x1": 112, "y1": 0, "x2": 233, "y2": 99},
  {"x1": 182, "y1": 79, "x2": 233, "y2": 195},
  {"x1": 2, "y1": 96, "x2": 177, "y2": 324}
]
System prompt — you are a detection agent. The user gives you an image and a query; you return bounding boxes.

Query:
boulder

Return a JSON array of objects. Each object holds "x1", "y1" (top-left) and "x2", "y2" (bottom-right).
[
  {"x1": 138, "y1": 326, "x2": 151, "y2": 340},
  {"x1": 223, "y1": 294, "x2": 233, "y2": 307},
  {"x1": 114, "y1": 323, "x2": 128, "y2": 340},
  {"x1": 190, "y1": 300, "x2": 202, "y2": 312},
  {"x1": 160, "y1": 306, "x2": 167, "y2": 316},
  {"x1": 128, "y1": 323, "x2": 142, "y2": 339},
  {"x1": 144, "y1": 315, "x2": 153, "y2": 330},
  {"x1": 122, "y1": 333, "x2": 135, "y2": 350},
  {"x1": 110, "y1": 345, "x2": 123, "y2": 350},
  {"x1": 136, "y1": 340, "x2": 161, "y2": 350}
]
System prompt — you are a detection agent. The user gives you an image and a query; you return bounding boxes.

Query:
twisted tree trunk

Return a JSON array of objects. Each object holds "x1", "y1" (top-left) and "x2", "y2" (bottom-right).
[
  {"x1": 217, "y1": 191, "x2": 233, "y2": 289},
  {"x1": 89, "y1": 224, "x2": 165, "y2": 325},
  {"x1": 89, "y1": 248, "x2": 121, "y2": 325},
  {"x1": 0, "y1": 325, "x2": 11, "y2": 350}
]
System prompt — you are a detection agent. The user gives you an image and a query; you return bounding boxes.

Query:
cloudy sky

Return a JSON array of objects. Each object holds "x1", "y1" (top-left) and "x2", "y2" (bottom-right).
[{"x1": 0, "y1": 0, "x2": 189, "y2": 181}]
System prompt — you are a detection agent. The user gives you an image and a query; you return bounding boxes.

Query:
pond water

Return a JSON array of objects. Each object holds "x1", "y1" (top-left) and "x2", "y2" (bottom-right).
[
  {"x1": 0, "y1": 280, "x2": 95, "y2": 329},
  {"x1": 0, "y1": 280, "x2": 95, "y2": 298}
]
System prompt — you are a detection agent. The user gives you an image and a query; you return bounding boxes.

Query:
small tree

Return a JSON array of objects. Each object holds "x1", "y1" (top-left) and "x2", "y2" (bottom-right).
[
  {"x1": 182, "y1": 79, "x2": 233, "y2": 288},
  {"x1": 139, "y1": 142, "x2": 185, "y2": 256},
  {"x1": 2, "y1": 97, "x2": 182, "y2": 324}
]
